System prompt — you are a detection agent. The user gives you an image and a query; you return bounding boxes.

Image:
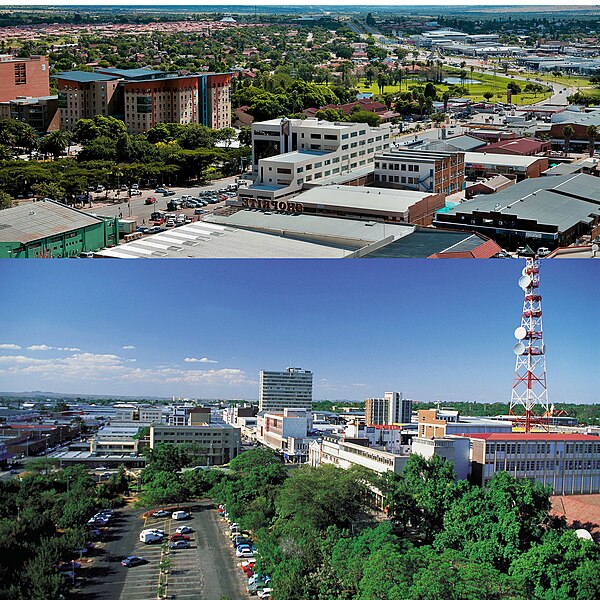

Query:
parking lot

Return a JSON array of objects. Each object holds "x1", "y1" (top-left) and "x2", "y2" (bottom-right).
[{"x1": 116, "y1": 500, "x2": 245, "y2": 600}]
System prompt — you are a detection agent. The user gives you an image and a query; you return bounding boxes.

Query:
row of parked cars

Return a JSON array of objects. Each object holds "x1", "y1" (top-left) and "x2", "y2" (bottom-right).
[{"x1": 219, "y1": 505, "x2": 271, "y2": 598}]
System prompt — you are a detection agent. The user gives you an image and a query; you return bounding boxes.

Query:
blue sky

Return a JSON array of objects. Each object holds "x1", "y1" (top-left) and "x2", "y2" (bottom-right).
[{"x1": 0, "y1": 260, "x2": 597, "y2": 404}]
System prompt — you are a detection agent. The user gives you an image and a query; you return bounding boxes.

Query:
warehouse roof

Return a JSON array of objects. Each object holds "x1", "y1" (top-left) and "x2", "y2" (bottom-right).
[
  {"x1": 94, "y1": 220, "x2": 348, "y2": 258},
  {"x1": 298, "y1": 185, "x2": 430, "y2": 215},
  {"x1": 0, "y1": 200, "x2": 106, "y2": 244},
  {"x1": 477, "y1": 137, "x2": 548, "y2": 155},
  {"x1": 204, "y1": 210, "x2": 415, "y2": 247},
  {"x1": 55, "y1": 70, "x2": 120, "y2": 82},
  {"x1": 442, "y1": 174, "x2": 600, "y2": 233},
  {"x1": 365, "y1": 229, "x2": 496, "y2": 258}
]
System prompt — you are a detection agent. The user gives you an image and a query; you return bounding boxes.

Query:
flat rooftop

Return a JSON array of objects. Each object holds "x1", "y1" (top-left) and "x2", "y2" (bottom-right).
[
  {"x1": 54, "y1": 70, "x2": 120, "y2": 83},
  {"x1": 262, "y1": 149, "x2": 328, "y2": 164},
  {"x1": 0, "y1": 200, "x2": 106, "y2": 244},
  {"x1": 204, "y1": 210, "x2": 415, "y2": 248},
  {"x1": 95, "y1": 220, "x2": 348, "y2": 259},
  {"x1": 298, "y1": 185, "x2": 430, "y2": 214},
  {"x1": 465, "y1": 152, "x2": 545, "y2": 167}
]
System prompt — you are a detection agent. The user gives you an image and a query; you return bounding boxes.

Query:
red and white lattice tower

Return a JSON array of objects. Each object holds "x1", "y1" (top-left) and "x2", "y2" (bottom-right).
[{"x1": 509, "y1": 258, "x2": 550, "y2": 433}]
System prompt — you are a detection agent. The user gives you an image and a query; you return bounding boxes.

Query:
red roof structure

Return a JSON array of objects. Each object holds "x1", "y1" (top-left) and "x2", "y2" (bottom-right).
[
  {"x1": 475, "y1": 137, "x2": 551, "y2": 156},
  {"x1": 464, "y1": 433, "x2": 596, "y2": 441}
]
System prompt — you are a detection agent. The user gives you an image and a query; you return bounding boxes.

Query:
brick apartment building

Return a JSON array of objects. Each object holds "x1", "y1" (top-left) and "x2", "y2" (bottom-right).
[
  {"x1": 374, "y1": 149, "x2": 465, "y2": 195},
  {"x1": 0, "y1": 55, "x2": 49, "y2": 102},
  {"x1": 56, "y1": 68, "x2": 231, "y2": 133}
]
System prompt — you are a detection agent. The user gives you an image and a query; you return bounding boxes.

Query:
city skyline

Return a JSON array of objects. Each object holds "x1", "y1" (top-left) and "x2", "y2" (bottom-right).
[{"x1": 0, "y1": 260, "x2": 597, "y2": 403}]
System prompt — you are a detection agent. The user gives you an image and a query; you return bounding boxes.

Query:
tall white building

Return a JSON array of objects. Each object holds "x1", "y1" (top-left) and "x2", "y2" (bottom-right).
[
  {"x1": 365, "y1": 392, "x2": 412, "y2": 426},
  {"x1": 259, "y1": 367, "x2": 313, "y2": 412},
  {"x1": 241, "y1": 118, "x2": 392, "y2": 203}
]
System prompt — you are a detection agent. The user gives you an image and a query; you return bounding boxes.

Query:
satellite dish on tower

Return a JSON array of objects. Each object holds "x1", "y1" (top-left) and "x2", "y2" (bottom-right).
[
  {"x1": 521, "y1": 267, "x2": 529, "y2": 276},
  {"x1": 514, "y1": 326, "x2": 527, "y2": 340},
  {"x1": 518, "y1": 275, "x2": 532, "y2": 290},
  {"x1": 514, "y1": 342, "x2": 526, "y2": 355}
]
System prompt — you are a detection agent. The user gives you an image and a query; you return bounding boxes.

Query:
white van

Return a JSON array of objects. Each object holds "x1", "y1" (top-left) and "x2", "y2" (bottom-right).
[
  {"x1": 140, "y1": 531, "x2": 163, "y2": 544},
  {"x1": 172, "y1": 511, "x2": 189, "y2": 520}
]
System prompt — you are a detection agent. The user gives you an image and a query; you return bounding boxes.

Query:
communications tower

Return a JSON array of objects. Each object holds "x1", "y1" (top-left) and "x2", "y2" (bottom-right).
[{"x1": 509, "y1": 258, "x2": 550, "y2": 432}]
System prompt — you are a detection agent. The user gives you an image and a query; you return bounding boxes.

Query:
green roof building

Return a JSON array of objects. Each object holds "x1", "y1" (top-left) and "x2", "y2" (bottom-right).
[{"x1": 0, "y1": 200, "x2": 118, "y2": 258}]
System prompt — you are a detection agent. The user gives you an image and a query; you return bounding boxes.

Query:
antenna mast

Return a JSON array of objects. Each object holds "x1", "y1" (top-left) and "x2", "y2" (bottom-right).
[{"x1": 509, "y1": 258, "x2": 550, "y2": 433}]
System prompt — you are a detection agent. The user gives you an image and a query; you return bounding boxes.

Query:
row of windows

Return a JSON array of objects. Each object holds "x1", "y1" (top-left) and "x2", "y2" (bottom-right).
[
  {"x1": 376, "y1": 174, "x2": 419, "y2": 185},
  {"x1": 487, "y1": 459, "x2": 600, "y2": 471},
  {"x1": 487, "y1": 442, "x2": 600, "y2": 455}
]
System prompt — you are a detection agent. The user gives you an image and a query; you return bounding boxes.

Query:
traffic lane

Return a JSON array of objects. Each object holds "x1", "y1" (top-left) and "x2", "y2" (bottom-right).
[
  {"x1": 75, "y1": 507, "x2": 141, "y2": 600},
  {"x1": 187, "y1": 500, "x2": 248, "y2": 600}
]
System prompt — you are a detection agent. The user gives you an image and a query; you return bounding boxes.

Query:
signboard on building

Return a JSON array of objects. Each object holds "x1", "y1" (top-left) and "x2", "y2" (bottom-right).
[{"x1": 242, "y1": 198, "x2": 304, "y2": 213}]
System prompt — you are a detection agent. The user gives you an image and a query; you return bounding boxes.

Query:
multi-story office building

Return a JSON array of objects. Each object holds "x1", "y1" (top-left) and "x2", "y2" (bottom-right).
[
  {"x1": 365, "y1": 392, "x2": 413, "y2": 426},
  {"x1": 150, "y1": 422, "x2": 240, "y2": 465},
  {"x1": 242, "y1": 118, "x2": 391, "y2": 202},
  {"x1": 468, "y1": 433, "x2": 600, "y2": 495},
  {"x1": 113, "y1": 404, "x2": 164, "y2": 423},
  {"x1": 256, "y1": 408, "x2": 312, "y2": 463},
  {"x1": 0, "y1": 55, "x2": 49, "y2": 102},
  {"x1": 55, "y1": 68, "x2": 231, "y2": 133},
  {"x1": 374, "y1": 150, "x2": 465, "y2": 195},
  {"x1": 259, "y1": 367, "x2": 313, "y2": 412}
]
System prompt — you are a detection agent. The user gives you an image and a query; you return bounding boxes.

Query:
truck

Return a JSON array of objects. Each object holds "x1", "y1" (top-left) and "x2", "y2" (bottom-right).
[
  {"x1": 139, "y1": 531, "x2": 163, "y2": 544},
  {"x1": 118, "y1": 219, "x2": 137, "y2": 237}
]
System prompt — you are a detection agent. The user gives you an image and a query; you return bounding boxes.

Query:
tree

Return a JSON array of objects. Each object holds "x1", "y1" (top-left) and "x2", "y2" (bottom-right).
[
  {"x1": 39, "y1": 131, "x2": 72, "y2": 159},
  {"x1": 424, "y1": 82, "x2": 437, "y2": 99},
  {"x1": 587, "y1": 124, "x2": 597, "y2": 157},
  {"x1": 347, "y1": 110, "x2": 382, "y2": 127},
  {"x1": 507, "y1": 82, "x2": 522, "y2": 96},
  {"x1": 483, "y1": 91, "x2": 494, "y2": 102},
  {"x1": 238, "y1": 126, "x2": 252, "y2": 147},
  {"x1": 0, "y1": 190, "x2": 13, "y2": 210},
  {"x1": 72, "y1": 114, "x2": 127, "y2": 144},
  {"x1": 563, "y1": 124, "x2": 574, "y2": 154},
  {"x1": 276, "y1": 465, "x2": 368, "y2": 531},
  {"x1": 52, "y1": 400, "x2": 69, "y2": 412},
  {"x1": 31, "y1": 181, "x2": 65, "y2": 201}
]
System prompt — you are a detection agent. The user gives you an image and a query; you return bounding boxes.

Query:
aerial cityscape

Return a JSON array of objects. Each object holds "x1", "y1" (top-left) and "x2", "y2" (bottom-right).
[
  {"x1": 0, "y1": 3, "x2": 599, "y2": 257},
  {"x1": 0, "y1": 3, "x2": 599, "y2": 600}
]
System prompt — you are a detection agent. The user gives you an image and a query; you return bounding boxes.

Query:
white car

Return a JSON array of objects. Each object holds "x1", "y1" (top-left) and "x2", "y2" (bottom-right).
[
  {"x1": 172, "y1": 511, "x2": 189, "y2": 520},
  {"x1": 175, "y1": 526, "x2": 193, "y2": 534},
  {"x1": 257, "y1": 589, "x2": 272, "y2": 600},
  {"x1": 236, "y1": 547, "x2": 255, "y2": 558}
]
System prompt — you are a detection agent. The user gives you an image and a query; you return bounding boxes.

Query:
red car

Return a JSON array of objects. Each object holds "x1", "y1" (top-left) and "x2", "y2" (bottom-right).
[
  {"x1": 170, "y1": 534, "x2": 191, "y2": 542},
  {"x1": 145, "y1": 196, "x2": 157, "y2": 205}
]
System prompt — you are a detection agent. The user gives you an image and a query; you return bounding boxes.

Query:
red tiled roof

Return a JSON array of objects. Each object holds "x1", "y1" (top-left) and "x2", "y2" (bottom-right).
[
  {"x1": 429, "y1": 239, "x2": 503, "y2": 259},
  {"x1": 477, "y1": 138, "x2": 549, "y2": 155},
  {"x1": 465, "y1": 433, "x2": 597, "y2": 441}
]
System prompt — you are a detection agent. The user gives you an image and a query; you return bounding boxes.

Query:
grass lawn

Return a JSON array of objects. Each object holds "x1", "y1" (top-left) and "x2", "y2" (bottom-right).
[{"x1": 352, "y1": 68, "x2": 552, "y2": 106}]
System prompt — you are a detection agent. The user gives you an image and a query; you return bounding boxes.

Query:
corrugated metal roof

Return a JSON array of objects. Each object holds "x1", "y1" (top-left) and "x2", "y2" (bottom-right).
[
  {"x1": 55, "y1": 71, "x2": 119, "y2": 82},
  {"x1": 0, "y1": 201, "x2": 104, "y2": 243}
]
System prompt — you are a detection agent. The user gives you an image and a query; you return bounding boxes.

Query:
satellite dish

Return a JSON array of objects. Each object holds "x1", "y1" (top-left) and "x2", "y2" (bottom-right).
[
  {"x1": 541, "y1": 343, "x2": 545, "y2": 355},
  {"x1": 575, "y1": 529, "x2": 593, "y2": 541},
  {"x1": 514, "y1": 326, "x2": 527, "y2": 340},
  {"x1": 521, "y1": 267, "x2": 529, "y2": 276},
  {"x1": 513, "y1": 342, "x2": 526, "y2": 356},
  {"x1": 518, "y1": 275, "x2": 532, "y2": 290}
]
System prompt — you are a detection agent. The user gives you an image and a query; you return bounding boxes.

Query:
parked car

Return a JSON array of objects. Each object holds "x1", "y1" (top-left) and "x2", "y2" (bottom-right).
[
  {"x1": 236, "y1": 547, "x2": 255, "y2": 558},
  {"x1": 130, "y1": 189, "x2": 142, "y2": 196},
  {"x1": 257, "y1": 589, "x2": 272, "y2": 599},
  {"x1": 194, "y1": 208, "x2": 206, "y2": 215},
  {"x1": 140, "y1": 532, "x2": 163, "y2": 544},
  {"x1": 152, "y1": 510, "x2": 169, "y2": 518},
  {"x1": 145, "y1": 196, "x2": 157, "y2": 205},
  {"x1": 172, "y1": 511, "x2": 189, "y2": 520},
  {"x1": 175, "y1": 526, "x2": 193, "y2": 534},
  {"x1": 131, "y1": 183, "x2": 139, "y2": 190},
  {"x1": 141, "y1": 528, "x2": 165, "y2": 536},
  {"x1": 165, "y1": 220, "x2": 175, "y2": 228},
  {"x1": 136, "y1": 226, "x2": 149, "y2": 234},
  {"x1": 155, "y1": 188, "x2": 168, "y2": 194},
  {"x1": 170, "y1": 534, "x2": 190, "y2": 542},
  {"x1": 121, "y1": 556, "x2": 147, "y2": 567},
  {"x1": 170, "y1": 540, "x2": 191, "y2": 549},
  {"x1": 96, "y1": 185, "x2": 105, "y2": 192},
  {"x1": 163, "y1": 190, "x2": 175, "y2": 196},
  {"x1": 537, "y1": 247, "x2": 551, "y2": 257},
  {"x1": 149, "y1": 226, "x2": 164, "y2": 233}
]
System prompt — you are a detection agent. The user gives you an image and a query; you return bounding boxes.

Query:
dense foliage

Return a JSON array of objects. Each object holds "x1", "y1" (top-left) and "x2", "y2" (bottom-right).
[
  {"x1": 0, "y1": 464, "x2": 127, "y2": 600},
  {"x1": 207, "y1": 449, "x2": 599, "y2": 600}
]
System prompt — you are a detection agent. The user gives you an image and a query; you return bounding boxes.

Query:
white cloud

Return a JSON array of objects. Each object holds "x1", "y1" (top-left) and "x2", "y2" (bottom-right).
[
  {"x1": 0, "y1": 352, "x2": 250, "y2": 387},
  {"x1": 25, "y1": 344, "x2": 81, "y2": 352},
  {"x1": 122, "y1": 345, "x2": 136, "y2": 350},
  {"x1": 0, "y1": 343, "x2": 21, "y2": 350},
  {"x1": 184, "y1": 357, "x2": 218, "y2": 364}
]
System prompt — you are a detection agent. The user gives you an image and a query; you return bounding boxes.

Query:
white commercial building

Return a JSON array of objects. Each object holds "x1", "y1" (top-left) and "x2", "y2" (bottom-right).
[
  {"x1": 243, "y1": 118, "x2": 391, "y2": 202},
  {"x1": 256, "y1": 408, "x2": 313, "y2": 463},
  {"x1": 411, "y1": 436, "x2": 471, "y2": 480},
  {"x1": 259, "y1": 367, "x2": 313, "y2": 412}
]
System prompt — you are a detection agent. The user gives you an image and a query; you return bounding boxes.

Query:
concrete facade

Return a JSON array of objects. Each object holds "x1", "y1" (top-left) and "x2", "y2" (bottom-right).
[
  {"x1": 259, "y1": 367, "x2": 313, "y2": 412},
  {"x1": 0, "y1": 55, "x2": 49, "y2": 102}
]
